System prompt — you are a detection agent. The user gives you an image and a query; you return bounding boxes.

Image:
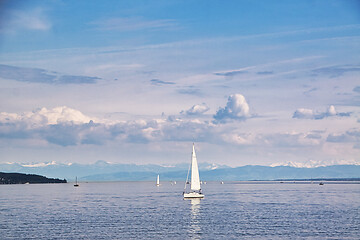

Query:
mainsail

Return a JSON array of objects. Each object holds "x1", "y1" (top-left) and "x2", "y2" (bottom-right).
[
  {"x1": 190, "y1": 144, "x2": 201, "y2": 191},
  {"x1": 183, "y1": 143, "x2": 204, "y2": 198}
]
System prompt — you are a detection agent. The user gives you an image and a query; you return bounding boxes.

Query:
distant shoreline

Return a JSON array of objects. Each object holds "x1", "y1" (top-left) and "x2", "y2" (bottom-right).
[
  {"x1": 265, "y1": 178, "x2": 360, "y2": 182},
  {"x1": 0, "y1": 172, "x2": 67, "y2": 184}
]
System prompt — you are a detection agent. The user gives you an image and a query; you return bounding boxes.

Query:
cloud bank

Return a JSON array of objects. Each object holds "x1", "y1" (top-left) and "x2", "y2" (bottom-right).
[
  {"x1": 0, "y1": 106, "x2": 94, "y2": 126},
  {"x1": 0, "y1": 105, "x2": 358, "y2": 165}
]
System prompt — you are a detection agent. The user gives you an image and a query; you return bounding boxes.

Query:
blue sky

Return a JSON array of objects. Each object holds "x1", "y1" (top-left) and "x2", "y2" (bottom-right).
[{"x1": 0, "y1": 0, "x2": 359, "y2": 167}]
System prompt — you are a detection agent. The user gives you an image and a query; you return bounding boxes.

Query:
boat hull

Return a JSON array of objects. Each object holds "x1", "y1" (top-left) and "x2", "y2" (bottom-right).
[{"x1": 183, "y1": 192, "x2": 204, "y2": 198}]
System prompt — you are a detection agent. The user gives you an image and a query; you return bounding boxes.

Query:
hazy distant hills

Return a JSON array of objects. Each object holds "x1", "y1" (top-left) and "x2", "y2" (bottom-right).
[
  {"x1": 82, "y1": 165, "x2": 360, "y2": 181},
  {"x1": 1, "y1": 161, "x2": 359, "y2": 181},
  {"x1": 0, "y1": 160, "x2": 228, "y2": 180}
]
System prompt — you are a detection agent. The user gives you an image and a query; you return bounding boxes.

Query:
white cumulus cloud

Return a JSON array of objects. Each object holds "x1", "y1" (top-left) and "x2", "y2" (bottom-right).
[
  {"x1": 213, "y1": 94, "x2": 250, "y2": 123},
  {"x1": 181, "y1": 103, "x2": 209, "y2": 116}
]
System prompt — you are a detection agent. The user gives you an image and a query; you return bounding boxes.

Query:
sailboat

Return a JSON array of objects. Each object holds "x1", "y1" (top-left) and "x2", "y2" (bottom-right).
[
  {"x1": 183, "y1": 143, "x2": 204, "y2": 198},
  {"x1": 156, "y1": 174, "x2": 160, "y2": 186},
  {"x1": 74, "y1": 177, "x2": 79, "y2": 187}
]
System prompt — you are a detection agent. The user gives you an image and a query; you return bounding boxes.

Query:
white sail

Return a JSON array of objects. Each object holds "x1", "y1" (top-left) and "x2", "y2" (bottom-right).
[
  {"x1": 183, "y1": 143, "x2": 204, "y2": 198},
  {"x1": 156, "y1": 175, "x2": 160, "y2": 185},
  {"x1": 190, "y1": 144, "x2": 201, "y2": 191}
]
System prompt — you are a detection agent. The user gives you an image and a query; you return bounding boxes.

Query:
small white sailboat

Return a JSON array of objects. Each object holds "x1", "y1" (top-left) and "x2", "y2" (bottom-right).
[
  {"x1": 156, "y1": 174, "x2": 160, "y2": 186},
  {"x1": 183, "y1": 143, "x2": 204, "y2": 198}
]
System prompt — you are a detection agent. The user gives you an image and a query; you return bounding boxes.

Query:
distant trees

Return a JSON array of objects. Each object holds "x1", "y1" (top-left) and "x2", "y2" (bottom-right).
[{"x1": 0, "y1": 172, "x2": 67, "y2": 184}]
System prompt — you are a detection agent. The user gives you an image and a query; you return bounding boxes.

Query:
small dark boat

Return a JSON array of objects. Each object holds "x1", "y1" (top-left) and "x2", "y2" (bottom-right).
[
  {"x1": 74, "y1": 177, "x2": 79, "y2": 187},
  {"x1": 319, "y1": 182, "x2": 324, "y2": 185}
]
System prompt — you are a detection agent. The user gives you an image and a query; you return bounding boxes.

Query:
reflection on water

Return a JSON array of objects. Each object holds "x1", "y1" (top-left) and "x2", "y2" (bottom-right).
[{"x1": 188, "y1": 198, "x2": 202, "y2": 239}]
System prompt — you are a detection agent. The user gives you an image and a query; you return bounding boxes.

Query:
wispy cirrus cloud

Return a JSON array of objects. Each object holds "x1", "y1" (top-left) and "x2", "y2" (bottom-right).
[
  {"x1": 0, "y1": 64, "x2": 101, "y2": 84},
  {"x1": 150, "y1": 79, "x2": 175, "y2": 86},
  {"x1": 90, "y1": 17, "x2": 178, "y2": 32},
  {"x1": 312, "y1": 65, "x2": 360, "y2": 78},
  {"x1": 176, "y1": 86, "x2": 202, "y2": 96},
  {"x1": 214, "y1": 70, "x2": 249, "y2": 77},
  {"x1": 353, "y1": 86, "x2": 360, "y2": 93},
  {"x1": 0, "y1": 8, "x2": 51, "y2": 33},
  {"x1": 256, "y1": 71, "x2": 274, "y2": 75}
]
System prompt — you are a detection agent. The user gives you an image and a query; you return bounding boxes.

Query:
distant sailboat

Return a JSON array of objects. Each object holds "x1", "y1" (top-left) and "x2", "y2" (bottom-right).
[
  {"x1": 74, "y1": 177, "x2": 79, "y2": 187},
  {"x1": 156, "y1": 174, "x2": 160, "y2": 186},
  {"x1": 183, "y1": 144, "x2": 204, "y2": 198}
]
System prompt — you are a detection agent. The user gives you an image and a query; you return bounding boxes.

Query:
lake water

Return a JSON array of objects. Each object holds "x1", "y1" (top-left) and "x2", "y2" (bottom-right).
[{"x1": 1, "y1": 181, "x2": 359, "y2": 239}]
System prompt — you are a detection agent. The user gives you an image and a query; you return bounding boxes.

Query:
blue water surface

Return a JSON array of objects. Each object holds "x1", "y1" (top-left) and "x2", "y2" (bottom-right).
[{"x1": 0, "y1": 181, "x2": 359, "y2": 239}]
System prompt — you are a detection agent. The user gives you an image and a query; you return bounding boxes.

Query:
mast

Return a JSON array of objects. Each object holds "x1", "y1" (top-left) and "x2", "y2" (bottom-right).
[{"x1": 190, "y1": 143, "x2": 201, "y2": 191}]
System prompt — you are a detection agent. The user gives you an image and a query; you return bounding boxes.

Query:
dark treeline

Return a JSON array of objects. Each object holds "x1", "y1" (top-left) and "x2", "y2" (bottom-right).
[{"x1": 0, "y1": 172, "x2": 67, "y2": 184}]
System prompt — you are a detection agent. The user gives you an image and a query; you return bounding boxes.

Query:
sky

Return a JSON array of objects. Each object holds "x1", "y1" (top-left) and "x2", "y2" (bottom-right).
[{"x1": 0, "y1": 0, "x2": 359, "y2": 167}]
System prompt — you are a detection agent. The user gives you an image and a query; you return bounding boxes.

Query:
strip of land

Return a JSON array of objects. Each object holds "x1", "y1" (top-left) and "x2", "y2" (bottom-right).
[{"x1": 0, "y1": 172, "x2": 67, "y2": 184}]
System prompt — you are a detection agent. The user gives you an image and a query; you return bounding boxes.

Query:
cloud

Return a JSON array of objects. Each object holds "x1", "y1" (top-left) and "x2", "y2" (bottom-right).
[
  {"x1": 0, "y1": 106, "x2": 214, "y2": 146},
  {"x1": 312, "y1": 65, "x2": 360, "y2": 78},
  {"x1": 353, "y1": 86, "x2": 360, "y2": 93},
  {"x1": 303, "y1": 87, "x2": 318, "y2": 96},
  {"x1": 180, "y1": 103, "x2": 209, "y2": 116},
  {"x1": 221, "y1": 133, "x2": 257, "y2": 145},
  {"x1": 263, "y1": 132, "x2": 322, "y2": 147},
  {"x1": 293, "y1": 105, "x2": 350, "y2": 120},
  {"x1": 326, "y1": 129, "x2": 360, "y2": 143},
  {"x1": 42, "y1": 124, "x2": 80, "y2": 146},
  {"x1": 214, "y1": 70, "x2": 248, "y2": 77},
  {"x1": 0, "y1": 64, "x2": 56, "y2": 83},
  {"x1": 0, "y1": 105, "x2": 356, "y2": 152},
  {"x1": 150, "y1": 79, "x2": 175, "y2": 86},
  {"x1": 256, "y1": 71, "x2": 274, "y2": 75},
  {"x1": 90, "y1": 17, "x2": 178, "y2": 32},
  {"x1": 177, "y1": 86, "x2": 202, "y2": 96},
  {"x1": 57, "y1": 75, "x2": 100, "y2": 84},
  {"x1": 1, "y1": 8, "x2": 51, "y2": 33},
  {"x1": 0, "y1": 107, "x2": 111, "y2": 146},
  {"x1": 213, "y1": 94, "x2": 250, "y2": 123},
  {"x1": 0, "y1": 64, "x2": 101, "y2": 84},
  {"x1": 161, "y1": 120, "x2": 213, "y2": 142},
  {"x1": 221, "y1": 130, "x2": 324, "y2": 148},
  {"x1": 0, "y1": 106, "x2": 94, "y2": 126}
]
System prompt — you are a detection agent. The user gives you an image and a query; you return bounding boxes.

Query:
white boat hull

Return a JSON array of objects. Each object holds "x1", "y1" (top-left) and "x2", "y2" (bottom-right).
[{"x1": 183, "y1": 192, "x2": 204, "y2": 198}]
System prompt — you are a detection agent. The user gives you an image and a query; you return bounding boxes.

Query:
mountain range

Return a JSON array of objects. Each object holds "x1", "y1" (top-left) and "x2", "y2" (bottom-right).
[{"x1": 1, "y1": 161, "x2": 359, "y2": 181}]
